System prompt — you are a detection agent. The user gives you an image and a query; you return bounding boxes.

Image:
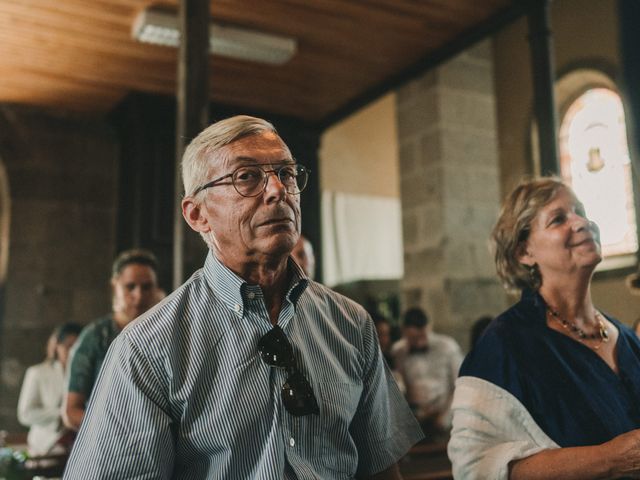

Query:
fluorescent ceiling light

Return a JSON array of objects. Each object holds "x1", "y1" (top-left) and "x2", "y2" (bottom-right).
[{"x1": 132, "y1": 7, "x2": 297, "y2": 65}]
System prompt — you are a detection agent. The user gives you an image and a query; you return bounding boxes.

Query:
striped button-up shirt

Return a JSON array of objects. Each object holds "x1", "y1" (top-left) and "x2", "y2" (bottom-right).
[{"x1": 63, "y1": 252, "x2": 423, "y2": 479}]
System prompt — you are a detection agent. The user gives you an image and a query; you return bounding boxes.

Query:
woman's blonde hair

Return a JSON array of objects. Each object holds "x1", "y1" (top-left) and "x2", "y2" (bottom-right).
[{"x1": 491, "y1": 176, "x2": 568, "y2": 292}]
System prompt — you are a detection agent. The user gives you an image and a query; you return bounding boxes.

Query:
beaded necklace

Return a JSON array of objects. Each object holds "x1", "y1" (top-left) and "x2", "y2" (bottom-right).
[{"x1": 546, "y1": 307, "x2": 609, "y2": 350}]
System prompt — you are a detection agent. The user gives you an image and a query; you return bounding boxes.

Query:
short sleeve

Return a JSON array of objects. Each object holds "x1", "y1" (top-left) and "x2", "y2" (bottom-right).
[
  {"x1": 350, "y1": 314, "x2": 424, "y2": 477},
  {"x1": 63, "y1": 333, "x2": 175, "y2": 480},
  {"x1": 66, "y1": 326, "x2": 99, "y2": 396}
]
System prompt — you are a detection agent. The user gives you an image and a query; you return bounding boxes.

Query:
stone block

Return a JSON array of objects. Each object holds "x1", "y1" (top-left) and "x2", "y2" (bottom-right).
[
  {"x1": 403, "y1": 247, "x2": 444, "y2": 281},
  {"x1": 440, "y1": 127, "x2": 498, "y2": 169},
  {"x1": 397, "y1": 89, "x2": 440, "y2": 139},
  {"x1": 439, "y1": 57, "x2": 493, "y2": 95},
  {"x1": 401, "y1": 209, "x2": 419, "y2": 247},
  {"x1": 401, "y1": 287, "x2": 423, "y2": 308},
  {"x1": 399, "y1": 139, "x2": 419, "y2": 174},
  {"x1": 439, "y1": 91, "x2": 496, "y2": 130},
  {"x1": 446, "y1": 278, "x2": 508, "y2": 317},
  {"x1": 419, "y1": 129, "x2": 443, "y2": 166},
  {"x1": 416, "y1": 203, "x2": 444, "y2": 248},
  {"x1": 400, "y1": 165, "x2": 442, "y2": 209}
]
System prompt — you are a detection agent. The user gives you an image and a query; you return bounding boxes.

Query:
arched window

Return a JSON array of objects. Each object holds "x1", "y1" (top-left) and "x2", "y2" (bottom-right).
[{"x1": 559, "y1": 87, "x2": 638, "y2": 267}]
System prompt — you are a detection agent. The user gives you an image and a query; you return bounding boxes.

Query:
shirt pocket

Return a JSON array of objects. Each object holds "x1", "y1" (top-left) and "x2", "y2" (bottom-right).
[{"x1": 316, "y1": 381, "x2": 362, "y2": 476}]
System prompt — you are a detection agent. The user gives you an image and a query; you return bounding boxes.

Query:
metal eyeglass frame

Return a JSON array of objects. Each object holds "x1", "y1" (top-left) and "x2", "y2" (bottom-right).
[{"x1": 190, "y1": 162, "x2": 310, "y2": 197}]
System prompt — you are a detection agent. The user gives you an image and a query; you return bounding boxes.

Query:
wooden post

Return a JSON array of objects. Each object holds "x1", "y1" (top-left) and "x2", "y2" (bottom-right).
[
  {"x1": 527, "y1": 0, "x2": 559, "y2": 175},
  {"x1": 174, "y1": 0, "x2": 209, "y2": 289}
]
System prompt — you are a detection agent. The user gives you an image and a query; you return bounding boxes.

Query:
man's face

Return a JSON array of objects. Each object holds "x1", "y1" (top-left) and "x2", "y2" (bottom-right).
[
  {"x1": 112, "y1": 263, "x2": 158, "y2": 327},
  {"x1": 403, "y1": 325, "x2": 429, "y2": 352},
  {"x1": 191, "y1": 132, "x2": 301, "y2": 266}
]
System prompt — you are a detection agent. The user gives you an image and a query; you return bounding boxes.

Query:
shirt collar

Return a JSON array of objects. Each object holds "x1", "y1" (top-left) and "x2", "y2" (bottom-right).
[{"x1": 203, "y1": 251, "x2": 309, "y2": 317}]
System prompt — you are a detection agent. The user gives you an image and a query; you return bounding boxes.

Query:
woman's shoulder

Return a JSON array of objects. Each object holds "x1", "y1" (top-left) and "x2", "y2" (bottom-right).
[{"x1": 25, "y1": 360, "x2": 61, "y2": 377}]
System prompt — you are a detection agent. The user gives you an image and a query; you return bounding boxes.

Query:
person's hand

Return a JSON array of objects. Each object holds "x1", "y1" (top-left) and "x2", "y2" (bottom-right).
[{"x1": 604, "y1": 429, "x2": 640, "y2": 478}]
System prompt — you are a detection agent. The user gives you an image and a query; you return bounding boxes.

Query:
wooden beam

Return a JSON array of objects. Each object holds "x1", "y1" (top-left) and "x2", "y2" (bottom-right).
[
  {"x1": 527, "y1": 0, "x2": 559, "y2": 175},
  {"x1": 174, "y1": 0, "x2": 209, "y2": 288}
]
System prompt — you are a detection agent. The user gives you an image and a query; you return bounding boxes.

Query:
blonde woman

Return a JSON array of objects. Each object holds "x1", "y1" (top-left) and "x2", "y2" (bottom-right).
[{"x1": 448, "y1": 177, "x2": 640, "y2": 479}]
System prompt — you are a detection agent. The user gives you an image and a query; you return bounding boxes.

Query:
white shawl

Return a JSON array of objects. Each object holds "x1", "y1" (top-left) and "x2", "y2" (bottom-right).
[{"x1": 447, "y1": 376, "x2": 559, "y2": 479}]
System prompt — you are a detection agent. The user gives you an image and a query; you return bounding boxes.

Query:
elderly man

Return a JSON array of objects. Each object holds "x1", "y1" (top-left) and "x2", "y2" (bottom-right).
[{"x1": 64, "y1": 116, "x2": 423, "y2": 479}]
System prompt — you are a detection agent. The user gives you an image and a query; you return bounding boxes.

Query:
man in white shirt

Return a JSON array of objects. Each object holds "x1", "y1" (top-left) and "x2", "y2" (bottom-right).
[{"x1": 391, "y1": 307, "x2": 463, "y2": 438}]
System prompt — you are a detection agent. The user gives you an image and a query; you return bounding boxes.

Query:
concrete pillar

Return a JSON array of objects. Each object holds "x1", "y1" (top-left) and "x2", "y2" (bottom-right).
[{"x1": 396, "y1": 40, "x2": 507, "y2": 349}]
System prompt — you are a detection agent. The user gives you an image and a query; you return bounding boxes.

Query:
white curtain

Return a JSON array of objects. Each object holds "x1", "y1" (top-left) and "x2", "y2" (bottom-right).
[{"x1": 321, "y1": 191, "x2": 404, "y2": 287}]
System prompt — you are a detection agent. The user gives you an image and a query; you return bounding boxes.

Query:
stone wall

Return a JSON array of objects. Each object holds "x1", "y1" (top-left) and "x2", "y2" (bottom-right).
[
  {"x1": 0, "y1": 105, "x2": 119, "y2": 432},
  {"x1": 396, "y1": 40, "x2": 508, "y2": 350}
]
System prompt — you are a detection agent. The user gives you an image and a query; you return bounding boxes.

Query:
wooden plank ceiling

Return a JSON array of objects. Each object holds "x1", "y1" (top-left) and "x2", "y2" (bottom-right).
[{"x1": 0, "y1": 0, "x2": 513, "y2": 124}]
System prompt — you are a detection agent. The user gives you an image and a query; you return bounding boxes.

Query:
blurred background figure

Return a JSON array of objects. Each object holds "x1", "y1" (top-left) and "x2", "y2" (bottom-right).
[
  {"x1": 62, "y1": 248, "x2": 161, "y2": 431},
  {"x1": 633, "y1": 317, "x2": 640, "y2": 339},
  {"x1": 291, "y1": 234, "x2": 316, "y2": 279},
  {"x1": 392, "y1": 307, "x2": 463, "y2": 440},
  {"x1": 470, "y1": 315, "x2": 493, "y2": 349},
  {"x1": 626, "y1": 266, "x2": 640, "y2": 338},
  {"x1": 373, "y1": 313, "x2": 405, "y2": 393},
  {"x1": 17, "y1": 322, "x2": 82, "y2": 455},
  {"x1": 373, "y1": 314, "x2": 394, "y2": 366}
]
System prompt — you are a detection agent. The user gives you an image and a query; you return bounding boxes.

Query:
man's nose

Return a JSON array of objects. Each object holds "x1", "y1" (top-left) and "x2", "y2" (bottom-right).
[{"x1": 263, "y1": 171, "x2": 286, "y2": 201}]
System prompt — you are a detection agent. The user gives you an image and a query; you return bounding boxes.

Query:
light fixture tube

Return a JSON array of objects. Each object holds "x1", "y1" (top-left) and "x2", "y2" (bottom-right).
[{"x1": 132, "y1": 8, "x2": 297, "y2": 65}]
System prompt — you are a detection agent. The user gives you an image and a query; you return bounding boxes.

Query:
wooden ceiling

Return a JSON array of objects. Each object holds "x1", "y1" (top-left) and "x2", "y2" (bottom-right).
[{"x1": 0, "y1": 0, "x2": 519, "y2": 125}]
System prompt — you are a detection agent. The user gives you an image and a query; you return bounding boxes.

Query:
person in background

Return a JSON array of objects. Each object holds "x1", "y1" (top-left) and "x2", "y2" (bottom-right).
[
  {"x1": 62, "y1": 248, "x2": 161, "y2": 431},
  {"x1": 17, "y1": 322, "x2": 82, "y2": 455},
  {"x1": 373, "y1": 314, "x2": 405, "y2": 393},
  {"x1": 633, "y1": 317, "x2": 640, "y2": 338},
  {"x1": 392, "y1": 307, "x2": 463, "y2": 439},
  {"x1": 64, "y1": 115, "x2": 423, "y2": 479},
  {"x1": 449, "y1": 177, "x2": 640, "y2": 479},
  {"x1": 469, "y1": 315, "x2": 493, "y2": 349},
  {"x1": 291, "y1": 234, "x2": 316, "y2": 279},
  {"x1": 625, "y1": 266, "x2": 640, "y2": 338}
]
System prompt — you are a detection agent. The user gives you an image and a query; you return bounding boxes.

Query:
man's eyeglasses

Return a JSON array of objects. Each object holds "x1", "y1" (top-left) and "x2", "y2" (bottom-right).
[
  {"x1": 191, "y1": 163, "x2": 310, "y2": 197},
  {"x1": 257, "y1": 325, "x2": 319, "y2": 417}
]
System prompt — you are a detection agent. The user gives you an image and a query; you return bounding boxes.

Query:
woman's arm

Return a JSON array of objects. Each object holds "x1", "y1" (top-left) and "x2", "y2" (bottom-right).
[
  {"x1": 62, "y1": 391, "x2": 86, "y2": 431},
  {"x1": 510, "y1": 429, "x2": 640, "y2": 480}
]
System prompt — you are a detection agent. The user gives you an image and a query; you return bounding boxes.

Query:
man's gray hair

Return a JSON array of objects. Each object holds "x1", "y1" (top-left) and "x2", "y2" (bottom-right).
[{"x1": 181, "y1": 115, "x2": 280, "y2": 197}]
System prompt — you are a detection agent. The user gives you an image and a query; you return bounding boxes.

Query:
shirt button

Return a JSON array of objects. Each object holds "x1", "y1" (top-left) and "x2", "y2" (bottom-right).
[
  {"x1": 234, "y1": 304, "x2": 241, "y2": 313},
  {"x1": 247, "y1": 292, "x2": 255, "y2": 300},
  {"x1": 289, "y1": 437, "x2": 295, "y2": 447}
]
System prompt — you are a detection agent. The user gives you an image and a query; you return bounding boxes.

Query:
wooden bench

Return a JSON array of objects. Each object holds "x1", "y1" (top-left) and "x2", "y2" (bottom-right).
[{"x1": 399, "y1": 440, "x2": 453, "y2": 480}]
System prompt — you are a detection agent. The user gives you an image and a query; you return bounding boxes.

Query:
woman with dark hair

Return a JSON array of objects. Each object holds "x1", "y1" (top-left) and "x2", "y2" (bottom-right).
[
  {"x1": 17, "y1": 322, "x2": 82, "y2": 455},
  {"x1": 448, "y1": 177, "x2": 640, "y2": 479}
]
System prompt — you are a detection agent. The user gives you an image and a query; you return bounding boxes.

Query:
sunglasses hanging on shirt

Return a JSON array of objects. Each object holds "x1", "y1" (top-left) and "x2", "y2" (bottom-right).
[{"x1": 257, "y1": 325, "x2": 320, "y2": 417}]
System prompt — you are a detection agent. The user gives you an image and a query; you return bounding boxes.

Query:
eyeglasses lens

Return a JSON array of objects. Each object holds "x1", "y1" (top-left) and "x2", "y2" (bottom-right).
[
  {"x1": 257, "y1": 326, "x2": 319, "y2": 417},
  {"x1": 232, "y1": 165, "x2": 308, "y2": 197}
]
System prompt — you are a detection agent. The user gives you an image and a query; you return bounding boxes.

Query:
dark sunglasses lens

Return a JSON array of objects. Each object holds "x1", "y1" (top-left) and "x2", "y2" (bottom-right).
[
  {"x1": 257, "y1": 326, "x2": 294, "y2": 368},
  {"x1": 281, "y1": 371, "x2": 319, "y2": 416}
]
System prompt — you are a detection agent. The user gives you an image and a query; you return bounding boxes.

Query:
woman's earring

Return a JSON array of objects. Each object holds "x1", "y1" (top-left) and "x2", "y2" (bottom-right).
[{"x1": 528, "y1": 264, "x2": 537, "y2": 283}]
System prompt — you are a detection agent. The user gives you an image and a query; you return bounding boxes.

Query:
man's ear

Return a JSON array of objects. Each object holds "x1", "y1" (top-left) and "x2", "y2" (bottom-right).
[
  {"x1": 516, "y1": 241, "x2": 535, "y2": 267},
  {"x1": 182, "y1": 197, "x2": 211, "y2": 234}
]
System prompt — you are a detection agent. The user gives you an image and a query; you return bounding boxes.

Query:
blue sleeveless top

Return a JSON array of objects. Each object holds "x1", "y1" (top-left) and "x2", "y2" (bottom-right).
[{"x1": 460, "y1": 289, "x2": 640, "y2": 447}]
